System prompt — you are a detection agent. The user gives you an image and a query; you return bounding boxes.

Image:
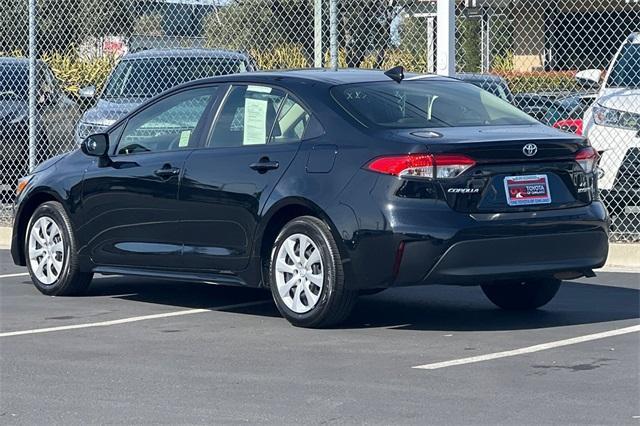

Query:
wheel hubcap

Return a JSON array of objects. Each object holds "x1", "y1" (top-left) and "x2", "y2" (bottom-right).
[
  {"x1": 275, "y1": 233, "x2": 324, "y2": 314},
  {"x1": 28, "y1": 216, "x2": 65, "y2": 285}
]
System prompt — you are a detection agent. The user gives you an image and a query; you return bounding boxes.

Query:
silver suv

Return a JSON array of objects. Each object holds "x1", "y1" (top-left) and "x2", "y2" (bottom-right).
[{"x1": 75, "y1": 48, "x2": 255, "y2": 143}]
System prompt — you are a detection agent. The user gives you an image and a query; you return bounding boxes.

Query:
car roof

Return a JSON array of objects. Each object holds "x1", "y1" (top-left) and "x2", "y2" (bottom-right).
[
  {"x1": 0, "y1": 57, "x2": 46, "y2": 67},
  {"x1": 121, "y1": 48, "x2": 250, "y2": 61},
  {"x1": 188, "y1": 68, "x2": 454, "y2": 87},
  {"x1": 455, "y1": 73, "x2": 506, "y2": 83},
  {"x1": 0, "y1": 57, "x2": 29, "y2": 64}
]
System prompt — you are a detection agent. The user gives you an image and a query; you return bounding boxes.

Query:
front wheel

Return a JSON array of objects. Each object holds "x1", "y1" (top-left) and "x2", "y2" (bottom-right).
[
  {"x1": 25, "y1": 201, "x2": 93, "y2": 296},
  {"x1": 269, "y1": 216, "x2": 356, "y2": 328},
  {"x1": 481, "y1": 278, "x2": 561, "y2": 310}
]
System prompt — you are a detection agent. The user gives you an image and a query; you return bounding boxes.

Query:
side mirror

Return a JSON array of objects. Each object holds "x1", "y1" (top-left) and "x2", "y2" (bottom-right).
[
  {"x1": 81, "y1": 133, "x2": 109, "y2": 158},
  {"x1": 575, "y1": 69, "x2": 602, "y2": 89},
  {"x1": 78, "y1": 85, "x2": 96, "y2": 99}
]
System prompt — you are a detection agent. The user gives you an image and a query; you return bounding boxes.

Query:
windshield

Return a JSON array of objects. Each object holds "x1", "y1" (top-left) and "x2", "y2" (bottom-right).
[
  {"x1": 103, "y1": 56, "x2": 247, "y2": 99},
  {"x1": 607, "y1": 44, "x2": 640, "y2": 88},
  {"x1": 0, "y1": 63, "x2": 28, "y2": 100},
  {"x1": 332, "y1": 80, "x2": 538, "y2": 128}
]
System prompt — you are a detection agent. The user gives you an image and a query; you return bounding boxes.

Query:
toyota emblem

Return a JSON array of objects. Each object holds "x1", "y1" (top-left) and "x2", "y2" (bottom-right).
[{"x1": 522, "y1": 143, "x2": 538, "y2": 157}]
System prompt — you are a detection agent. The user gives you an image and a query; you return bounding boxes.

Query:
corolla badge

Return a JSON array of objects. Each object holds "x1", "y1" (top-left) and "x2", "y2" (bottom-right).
[{"x1": 522, "y1": 143, "x2": 538, "y2": 157}]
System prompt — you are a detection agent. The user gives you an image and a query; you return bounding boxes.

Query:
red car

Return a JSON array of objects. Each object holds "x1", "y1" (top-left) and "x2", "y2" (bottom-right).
[{"x1": 553, "y1": 118, "x2": 584, "y2": 135}]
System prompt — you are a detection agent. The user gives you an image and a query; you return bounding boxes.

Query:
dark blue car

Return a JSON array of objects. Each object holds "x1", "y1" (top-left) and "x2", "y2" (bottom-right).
[{"x1": 11, "y1": 69, "x2": 608, "y2": 328}]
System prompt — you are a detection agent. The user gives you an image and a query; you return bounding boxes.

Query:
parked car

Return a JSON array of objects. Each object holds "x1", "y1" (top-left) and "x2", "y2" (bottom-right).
[
  {"x1": 0, "y1": 57, "x2": 80, "y2": 193},
  {"x1": 75, "y1": 48, "x2": 255, "y2": 143},
  {"x1": 456, "y1": 73, "x2": 514, "y2": 103},
  {"x1": 513, "y1": 92, "x2": 566, "y2": 122},
  {"x1": 579, "y1": 33, "x2": 640, "y2": 218},
  {"x1": 11, "y1": 68, "x2": 608, "y2": 328},
  {"x1": 546, "y1": 92, "x2": 597, "y2": 134}
]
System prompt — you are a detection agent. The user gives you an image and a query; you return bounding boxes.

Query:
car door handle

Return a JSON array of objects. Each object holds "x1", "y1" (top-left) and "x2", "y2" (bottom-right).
[
  {"x1": 154, "y1": 165, "x2": 181, "y2": 178},
  {"x1": 249, "y1": 158, "x2": 279, "y2": 173}
]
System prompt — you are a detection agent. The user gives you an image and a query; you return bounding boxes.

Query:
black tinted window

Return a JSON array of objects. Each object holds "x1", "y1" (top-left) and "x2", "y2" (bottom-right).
[
  {"x1": 332, "y1": 81, "x2": 537, "y2": 128},
  {"x1": 117, "y1": 87, "x2": 216, "y2": 155},
  {"x1": 608, "y1": 44, "x2": 640, "y2": 88},
  {"x1": 0, "y1": 63, "x2": 28, "y2": 100}
]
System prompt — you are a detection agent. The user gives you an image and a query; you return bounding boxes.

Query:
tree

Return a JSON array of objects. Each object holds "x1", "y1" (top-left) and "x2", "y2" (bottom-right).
[{"x1": 0, "y1": 0, "x2": 136, "y2": 55}]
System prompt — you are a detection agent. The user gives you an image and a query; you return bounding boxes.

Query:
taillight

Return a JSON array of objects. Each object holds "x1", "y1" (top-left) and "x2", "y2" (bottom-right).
[
  {"x1": 575, "y1": 147, "x2": 598, "y2": 173},
  {"x1": 365, "y1": 153, "x2": 475, "y2": 179}
]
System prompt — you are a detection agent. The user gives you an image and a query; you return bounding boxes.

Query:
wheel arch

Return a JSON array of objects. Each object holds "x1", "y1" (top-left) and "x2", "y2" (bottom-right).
[
  {"x1": 254, "y1": 197, "x2": 356, "y2": 287},
  {"x1": 12, "y1": 190, "x2": 65, "y2": 266}
]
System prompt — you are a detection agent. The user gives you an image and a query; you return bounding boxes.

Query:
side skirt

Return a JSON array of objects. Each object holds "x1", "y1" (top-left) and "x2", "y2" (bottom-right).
[{"x1": 92, "y1": 266, "x2": 251, "y2": 287}]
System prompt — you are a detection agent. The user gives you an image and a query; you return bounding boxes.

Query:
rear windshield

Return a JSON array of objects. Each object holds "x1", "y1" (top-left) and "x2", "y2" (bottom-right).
[
  {"x1": 331, "y1": 80, "x2": 538, "y2": 128},
  {"x1": 103, "y1": 56, "x2": 247, "y2": 99}
]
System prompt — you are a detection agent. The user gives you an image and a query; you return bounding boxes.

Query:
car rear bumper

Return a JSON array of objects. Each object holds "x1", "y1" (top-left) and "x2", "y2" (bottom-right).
[
  {"x1": 403, "y1": 230, "x2": 608, "y2": 286},
  {"x1": 344, "y1": 199, "x2": 609, "y2": 289}
]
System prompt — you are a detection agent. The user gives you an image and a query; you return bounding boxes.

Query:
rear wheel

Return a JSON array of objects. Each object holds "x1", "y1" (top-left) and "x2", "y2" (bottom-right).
[
  {"x1": 481, "y1": 278, "x2": 561, "y2": 310},
  {"x1": 269, "y1": 216, "x2": 356, "y2": 328},
  {"x1": 25, "y1": 201, "x2": 93, "y2": 296}
]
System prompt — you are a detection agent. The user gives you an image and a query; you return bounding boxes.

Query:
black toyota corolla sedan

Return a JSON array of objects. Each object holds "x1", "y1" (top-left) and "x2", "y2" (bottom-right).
[{"x1": 10, "y1": 68, "x2": 609, "y2": 328}]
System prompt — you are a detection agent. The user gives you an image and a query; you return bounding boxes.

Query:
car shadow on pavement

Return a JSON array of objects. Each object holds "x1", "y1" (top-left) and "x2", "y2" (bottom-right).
[
  {"x1": 87, "y1": 276, "x2": 276, "y2": 313},
  {"x1": 84, "y1": 275, "x2": 640, "y2": 331},
  {"x1": 345, "y1": 280, "x2": 640, "y2": 331}
]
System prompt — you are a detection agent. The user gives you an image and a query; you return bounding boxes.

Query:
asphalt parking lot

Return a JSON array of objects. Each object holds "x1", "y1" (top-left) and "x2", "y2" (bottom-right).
[{"x1": 1, "y1": 249, "x2": 639, "y2": 425}]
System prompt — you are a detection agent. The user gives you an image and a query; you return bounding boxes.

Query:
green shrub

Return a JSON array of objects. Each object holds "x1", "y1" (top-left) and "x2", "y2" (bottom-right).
[
  {"x1": 251, "y1": 45, "x2": 311, "y2": 70},
  {"x1": 495, "y1": 71, "x2": 579, "y2": 94},
  {"x1": 42, "y1": 53, "x2": 119, "y2": 96},
  {"x1": 0, "y1": 51, "x2": 119, "y2": 99}
]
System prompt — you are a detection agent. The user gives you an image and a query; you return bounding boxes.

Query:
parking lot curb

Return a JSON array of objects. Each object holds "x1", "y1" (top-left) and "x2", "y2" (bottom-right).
[
  {"x1": 606, "y1": 243, "x2": 640, "y2": 269},
  {"x1": 0, "y1": 226, "x2": 11, "y2": 249},
  {"x1": 0, "y1": 225, "x2": 638, "y2": 268}
]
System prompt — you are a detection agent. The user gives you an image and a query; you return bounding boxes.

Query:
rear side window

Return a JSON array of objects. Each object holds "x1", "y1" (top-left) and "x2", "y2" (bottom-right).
[
  {"x1": 117, "y1": 86, "x2": 216, "y2": 155},
  {"x1": 332, "y1": 80, "x2": 538, "y2": 128},
  {"x1": 271, "y1": 96, "x2": 313, "y2": 143},
  {"x1": 208, "y1": 85, "x2": 285, "y2": 147}
]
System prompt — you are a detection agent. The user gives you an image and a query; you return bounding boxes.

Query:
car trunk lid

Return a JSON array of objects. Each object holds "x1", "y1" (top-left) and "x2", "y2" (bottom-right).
[{"x1": 383, "y1": 126, "x2": 596, "y2": 213}]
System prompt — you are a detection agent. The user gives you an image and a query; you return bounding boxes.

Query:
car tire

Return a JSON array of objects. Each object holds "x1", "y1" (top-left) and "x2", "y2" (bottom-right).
[
  {"x1": 481, "y1": 278, "x2": 561, "y2": 310},
  {"x1": 25, "y1": 201, "x2": 93, "y2": 296},
  {"x1": 269, "y1": 216, "x2": 356, "y2": 328}
]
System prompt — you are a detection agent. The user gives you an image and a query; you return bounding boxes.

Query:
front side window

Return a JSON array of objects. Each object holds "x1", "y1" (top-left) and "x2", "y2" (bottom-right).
[
  {"x1": 208, "y1": 85, "x2": 289, "y2": 147},
  {"x1": 117, "y1": 86, "x2": 216, "y2": 155},
  {"x1": 332, "y1": 80, "x2": 538, "y2": 128}
]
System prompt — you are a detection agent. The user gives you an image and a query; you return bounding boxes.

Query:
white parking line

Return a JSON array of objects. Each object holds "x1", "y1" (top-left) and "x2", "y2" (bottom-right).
[
  {"x1": 0, "y1": 272, "x2": 29, "y2": 279},
  {"x1": 413, "y1": 324, "x2": 640, "y2": 370},
  {"x1": 0, "y1": 300, "x2": 271, "y2": 337}
]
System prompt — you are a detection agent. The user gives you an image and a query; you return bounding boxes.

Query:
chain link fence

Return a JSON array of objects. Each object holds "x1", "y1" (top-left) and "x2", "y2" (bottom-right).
[{"x1": 1, "y1": 0, "x2": 639, "y2": 242}]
